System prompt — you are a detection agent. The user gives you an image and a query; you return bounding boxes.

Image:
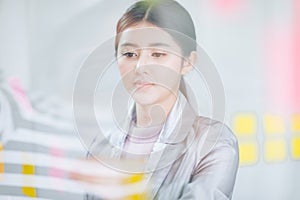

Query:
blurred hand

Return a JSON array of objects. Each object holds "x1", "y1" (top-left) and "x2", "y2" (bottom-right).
[{"x1": 68, "y1": 157, "x2": 149, "y2": 200}]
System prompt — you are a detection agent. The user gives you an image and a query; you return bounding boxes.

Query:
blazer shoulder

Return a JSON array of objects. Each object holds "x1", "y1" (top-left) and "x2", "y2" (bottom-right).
[{"x1": 192, "y1": 116, "x2": 238, "y2": 155}]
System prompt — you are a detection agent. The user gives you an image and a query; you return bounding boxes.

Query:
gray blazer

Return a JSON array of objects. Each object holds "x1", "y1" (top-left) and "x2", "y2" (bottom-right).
[{"x1": 86, "y1": 96, "x2": 239, "y2": 200}]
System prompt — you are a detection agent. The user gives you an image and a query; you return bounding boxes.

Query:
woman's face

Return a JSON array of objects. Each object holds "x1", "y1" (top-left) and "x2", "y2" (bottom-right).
[{"x1": 117, "y1": 22, "x2": 187, "y2": 106}]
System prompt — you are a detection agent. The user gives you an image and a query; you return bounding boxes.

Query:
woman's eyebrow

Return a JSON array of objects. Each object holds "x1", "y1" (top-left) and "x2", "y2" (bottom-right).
[{"x1": 120, "y1": 42, "x2": 171, "y2": 48}]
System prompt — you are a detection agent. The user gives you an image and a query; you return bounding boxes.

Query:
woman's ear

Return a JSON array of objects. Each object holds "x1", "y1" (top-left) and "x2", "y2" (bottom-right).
[{"x1": 181, "y1": 51, "x2": 197, "y2": 75}]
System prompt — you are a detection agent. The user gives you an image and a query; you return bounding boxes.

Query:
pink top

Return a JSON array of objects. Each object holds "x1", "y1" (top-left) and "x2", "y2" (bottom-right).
[{"x1": 122, "y1": 122, "x2": 163, "y2": 158}]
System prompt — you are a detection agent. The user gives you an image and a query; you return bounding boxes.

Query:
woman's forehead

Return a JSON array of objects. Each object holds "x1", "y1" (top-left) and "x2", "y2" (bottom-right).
[{"x1": 118, "y1": 24, "x2": 181, "y2": 52}]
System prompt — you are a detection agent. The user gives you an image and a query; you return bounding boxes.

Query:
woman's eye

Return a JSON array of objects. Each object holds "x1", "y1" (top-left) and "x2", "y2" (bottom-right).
[
  {"x1": 152, "y1": 52, "x2": 166, "y2": 57},
  {"x1": 122, "y1": 52, "x2": 137, "y2": 58}
]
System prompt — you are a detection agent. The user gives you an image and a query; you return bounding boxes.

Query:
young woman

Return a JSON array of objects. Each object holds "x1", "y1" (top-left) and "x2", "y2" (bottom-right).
[{"x1": 74, "y1": 0, "x2": 239, "y2": 199}]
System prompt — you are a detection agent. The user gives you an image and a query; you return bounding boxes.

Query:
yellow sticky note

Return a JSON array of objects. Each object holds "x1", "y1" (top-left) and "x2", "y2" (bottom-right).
[
  {"x1": 0, "y1": 163, "x2": 4, "y2": 174},
  {"x1": 22, "y1": 164, "x2": 35, "y2": 175},
  {"x1": 0, "y1": 142, "x2": 4, "y2": 179},
  {"x1": 264, "y1": 139, "x2": 286, "y2": 162},
  {"x1": 291, "y1": 137, "x2": 300, "y2": 159},
  {"x1": 123, "y1": 174, "x2": 144, "y2": 184},
  {"x1": 21, "y1": 154, "x2": 36, "y2": 197},
  {"x1": 125, "y1": 193, "x2": 149, "y2": 200},
  {"x1": 22, "y1": 187, "x2": 36, "y2": 197},
  {"x1": 263, "y1": 114, "x2": 285, "y2": 134},
  {"x1": 232, "y1": 114, "x2": 256, "y2": 136},
  {"x1": 0, "y1": 151, "x2": 5, "y2": 180},
  {"x1": 292, "y1": 114, "x2": 300, "y2": 132},
  {"x1": 238, "y1": 142, "x2": 258, "y2": 165},
  {"x1": 0, "y1": 149, "x2": 3, "y2": 172}
]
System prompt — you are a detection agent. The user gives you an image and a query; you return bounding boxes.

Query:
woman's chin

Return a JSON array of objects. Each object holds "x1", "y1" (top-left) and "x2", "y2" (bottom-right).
[{"x1": 132, "y1": 94, "x2": 159, "y2": 106}]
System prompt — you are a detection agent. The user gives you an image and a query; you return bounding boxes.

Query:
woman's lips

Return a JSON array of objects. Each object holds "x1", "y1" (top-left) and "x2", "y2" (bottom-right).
[{"x1": 134, "y1": 80, "x2": 155, "y2": 89}]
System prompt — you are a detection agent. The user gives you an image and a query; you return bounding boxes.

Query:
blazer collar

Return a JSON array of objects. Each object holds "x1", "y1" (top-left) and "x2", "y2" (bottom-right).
[{"x1": 145, "y1": 95, "x2": 197, "y2": 198}]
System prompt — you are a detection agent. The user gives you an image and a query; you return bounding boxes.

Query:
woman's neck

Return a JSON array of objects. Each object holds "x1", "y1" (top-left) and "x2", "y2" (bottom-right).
[{"x1": 135, "y1": 93, "x2": 177, "y2": 127}]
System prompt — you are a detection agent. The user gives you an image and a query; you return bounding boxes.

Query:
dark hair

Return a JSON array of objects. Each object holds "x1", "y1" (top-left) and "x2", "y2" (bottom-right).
[{"x1": 115, "y1": 0, "x2": 197, "y2": 56}]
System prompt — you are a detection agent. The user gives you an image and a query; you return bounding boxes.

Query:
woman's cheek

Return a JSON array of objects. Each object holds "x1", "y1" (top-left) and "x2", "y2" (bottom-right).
[
  {"x1": 118, "y1": 60, "x2": 134, "y2": 77},
  {"x1": 117, "y1": 61, "x2": 134, "y2": 92}
]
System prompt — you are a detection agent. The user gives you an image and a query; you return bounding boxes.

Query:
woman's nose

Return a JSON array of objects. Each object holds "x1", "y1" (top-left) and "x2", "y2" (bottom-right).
[{"x1": 135, "y1": 51, "x2": 149, "y2": 74}]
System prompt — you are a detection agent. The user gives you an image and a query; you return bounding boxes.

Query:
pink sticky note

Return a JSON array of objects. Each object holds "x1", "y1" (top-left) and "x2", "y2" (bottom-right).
[
  {"x1": 49, "y1": 147, "x2": 65, "y2": 179},
  {"x1": 50, "y1": 147, "x2": 64, "y2": 157},
  {"x1": 49, "y1": 147, "x2": 65, "y2": 191},
  {"x1": 211, "y1": 0, "x2": 244, "y2": 16},
  {"x1": 49, "y1": 167, "x2": 65, "y2": 192},
  {"x1": 8, "y1": 76, "x2": 33, "y2": 112},
  {"x1": 49, "y1": 167, "x2": 64, "y2": 178}
]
